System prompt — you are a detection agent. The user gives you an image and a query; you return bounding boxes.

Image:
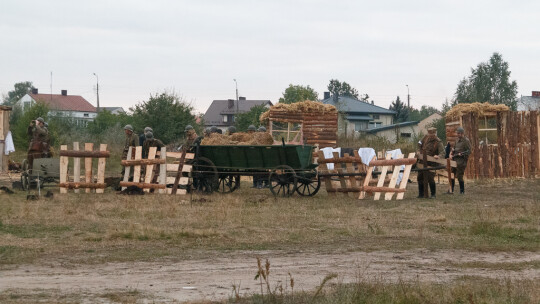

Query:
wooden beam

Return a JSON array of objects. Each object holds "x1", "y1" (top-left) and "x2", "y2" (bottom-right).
[
  {"x1": 158, "y1": 147, "x2": 167, "y2": 194},
  {"x1": 369, "y1": 158, "x2": 416, "y2": 166},
  {"x1": 133, "y1": 146, "x2": 142, "y2": 183},
  {"x1": 396, "y1": 153, "x2": 415, "y2": 200},
  {"x1": 59, "y1": 145, "x2": 69, "y2": 194},
  {"x1": 385, "y1": 154, "x2": 404, "y2": 200},
  {"x1": 96, "y1": 144, "x2": 107, "y2": 194},
  {"x1": 364, "y1": 186, "x2": 406, "y2": 193},
  {"x1": 59, "y1": 182, "x2": 106, "y2": 189},
  {"x1": 59, "y1": 150, "x2": 110, "y2": 158},
  {"x1": 121, "y1": 158, "x2": 166, "y2": 166},
  {"x1": 73, "y1": 142, "x2": 80, "y2": 194},
  {"x1": 121, "y1": 147, "x2": 132, "y2": 191},
  {"x1": 374, "y1": 153, "x2": 392, "y2": 200},
  {"x1": 119, "y1": 182, "x2": 166, "y2": 189},
  {"x1": 84, "y1": 143, "x2": 94, "y2": 193}
]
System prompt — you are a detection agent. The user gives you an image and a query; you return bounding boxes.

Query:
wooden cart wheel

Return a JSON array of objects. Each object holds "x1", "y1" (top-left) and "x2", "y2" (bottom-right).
[
  {"x1": 269, "y1": 165, "x2": 297, "y2": 197},
  {"x1": 21, "y1": 159, "x2": 29, "y2": 190},
  {"x1": 296, "y1": 171, "x2": 321, "y2": 197},
  {"x1": 217, "y1": 174, "x2": 240, "y2": 193},
  {"x1": 192, "y1": 157, "x2": 219, "y2": 194}
]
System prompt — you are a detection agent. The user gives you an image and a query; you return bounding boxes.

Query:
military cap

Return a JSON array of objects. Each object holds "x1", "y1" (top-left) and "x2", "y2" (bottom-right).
[
  {"x1": 228, "y1": 126, "x2": 237, "y2": 134},
  {"x1": 248, "y1": 125, "x2": 256, "y2": 131},
  {"x1": 258, "y1": 126, "x2": 266, "y2": 132},
  {"x1": 124, "y1": 124, "x2": 134, "y2": 131},
  {"x1": 36, "y1": 117, "x2": 45, "y2": 123},
  {"x1": 184, "y1": 125, "x2": 194, "y2": 132},
  {"x1": 144, "y1": 127, "x2": 153, "y2": 133},
  {"x1": 457, "y1": 127, "x2": 465, "y2": 134},
  {"x1": 145, "y1": 131, "x2": 154, "y2": 139}
]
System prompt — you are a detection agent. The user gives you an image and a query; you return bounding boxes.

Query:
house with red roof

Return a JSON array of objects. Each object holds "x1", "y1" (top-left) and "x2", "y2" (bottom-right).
[{"x1": 16, "y1": 88, "x2": 97, "y2": 126}]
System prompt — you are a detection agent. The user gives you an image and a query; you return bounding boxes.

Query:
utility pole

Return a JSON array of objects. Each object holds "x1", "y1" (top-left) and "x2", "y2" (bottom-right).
[
  {"x1": 93, "y1": 73, "x2": 100, "y2": 112},
  {"x1": 406, "y1": 84, "x2": 410, "y2": 108},
  {"x1": 233, "y1": 79, "x2": 238, "y2": 121}
]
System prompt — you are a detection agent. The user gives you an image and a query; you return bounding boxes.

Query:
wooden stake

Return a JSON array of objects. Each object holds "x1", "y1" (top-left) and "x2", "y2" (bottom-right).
[
  {"x1": 84, "y1": 143, "x2": 94, "y2": 193},
  {"x1": 359, "y1": 155, "x2": 376, "y2": 199},
  {"x1": 144, "y1": 147, "x2": 157, "y2": 193},
  {"x1": 396, "y1": 153, "x2": 415, "y2": 200},
  {"x1": 96, "y1": 144, "x2": 107, "y2": 194},
  {"x1": 374, "y1": 153, "x2": 392, "y2": 200},
  {"x1": 59, "y1": 145, "x2": 69, "y2": 194},
  {"x1": 73, "y1": 142, "x2": 80, "y2": 194},
  {"x1": 385, "y1": 154, "x2": 404, "y2": 200},
  {"x1": 121, "y1": 147, "x2": 133, "y2": 191},
  {"x1": 158, "y1": 147, "x2": 167, "y2": 194},
  {"x1": 133, "y1": 146, "x2": 142, "y2": 184}
]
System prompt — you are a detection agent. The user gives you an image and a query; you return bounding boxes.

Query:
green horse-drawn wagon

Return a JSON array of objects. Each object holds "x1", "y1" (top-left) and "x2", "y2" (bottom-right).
[{"x1": 190, "y1": 144, "x2": 320, "y2": 197}]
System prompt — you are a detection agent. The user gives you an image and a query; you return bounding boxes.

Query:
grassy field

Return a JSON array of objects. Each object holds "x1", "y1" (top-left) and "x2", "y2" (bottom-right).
[{"x1": 0, "y1": 177, "x2": 539, "y2": 303}]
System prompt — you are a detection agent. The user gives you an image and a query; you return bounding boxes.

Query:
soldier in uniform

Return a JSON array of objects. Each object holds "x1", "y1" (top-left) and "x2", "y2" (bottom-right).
[
  {"x1": 139, "y1": 127, "x2": 153, "y2": 146},
  {"x1": 142, "y1": 131, "x2": 165, "y2": 159},
  {"x1": 247, "y1": 125, "x2": 256, "y2": 134},
  {"x1": 258, "y1": 126, "x2": 266, "y2": 132},
  {"x1": 180, "y1": 125, "x2": 200, "y2": 152},
  {"x1": 417, "y1": 127, "x2": 445, "y2": 198},
  {"x1": 227, "y1": 126, "x2": 237, "y2": 135},
  {"x1": 449, "y1": 127, "x2": 471, "y2": 194},
  {"x1": 27, "y1": 117, "x2": 49, "y2": 172},
  {"x1": 122, "y1": 124, "x2": 139, "y2": 177}
]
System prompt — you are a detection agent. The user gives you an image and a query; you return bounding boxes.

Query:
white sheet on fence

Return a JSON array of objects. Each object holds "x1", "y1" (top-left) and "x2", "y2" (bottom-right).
[
  {"x1": 357, "y1": 148, "x2": 376, "y2": 166},
  {"x1": 386, "y1": 148, "x2": 405, "y2": 185},
  {"x1": 4, "y1": 131, "x2": 15, "y2": 155},
  {"x1": 321, "y1": 147, "x2": 341, "y2": 170}
]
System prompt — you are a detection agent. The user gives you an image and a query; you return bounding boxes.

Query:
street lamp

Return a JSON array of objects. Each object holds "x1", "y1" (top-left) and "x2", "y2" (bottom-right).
[
  {"x1": 233, "y1": 79, "x2": 239, "y2": 119},
  {"x1": 406, "y1": 84, "x2": 410, "y2": 108},
  {"x1": 93, "y1": 73, "x2": 100, "y2": 112}
]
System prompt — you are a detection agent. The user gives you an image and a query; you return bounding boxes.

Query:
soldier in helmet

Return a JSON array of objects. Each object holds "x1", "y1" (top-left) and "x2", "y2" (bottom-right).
[
  {"x1": 449, "y1": 126, "x2": 471, "y2": 194},
  {"x1": 258, "y1": 126, "x2": 266, "y2": 132},
  {"x1": 142, "y1": 131, "x2": 164, "y2": 159},
  {"x1": 27, "y1": 117, "x2": 49, "y2": 171},
  {"x1": 210, "y1": 126, "x2": 218, "y2": 134},
  {"x1": 227, "y1": 126, "x2": 237, "y2": 135},
  {"x1": 122, "y1": 124, "x2": 139, "y2": 177},
  {"x1": 139, "y1": 126, "x2": 153, "y2": 146},
  {"x1": 417, "y1": 127, "x2": 445, "y2": 198},
  {"x1": 181, "y1": 124, "x2": 200, "y2": 151},
  {"x1": 247, "y1": 125, "x2": 256, "y2": 134}
]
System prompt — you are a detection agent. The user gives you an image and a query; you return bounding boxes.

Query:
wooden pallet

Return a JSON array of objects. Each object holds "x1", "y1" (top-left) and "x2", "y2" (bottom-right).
[
  {"x1": 359, "y1": 153, "x2": 416, "y2": 200},
  {"x1": 59, "y1": 142, "x2": 110, "y2": 193},
  {"x1": 119, "y1": 147, "x2": 193, "y2": 194}
]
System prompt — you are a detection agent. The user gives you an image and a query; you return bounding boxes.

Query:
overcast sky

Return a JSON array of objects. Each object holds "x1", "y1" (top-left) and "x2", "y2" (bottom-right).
[{"x1": 1, "y1": 0, "x2": 539, "y2": 114}]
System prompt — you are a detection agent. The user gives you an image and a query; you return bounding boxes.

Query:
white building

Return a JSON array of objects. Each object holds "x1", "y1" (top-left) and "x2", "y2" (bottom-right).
[
  {"x1": 517, "y1": 91, "x2": 540, "y2": 111},
  {"x1": 16, "y1": 89, "x2": 97, "y2": 126}
]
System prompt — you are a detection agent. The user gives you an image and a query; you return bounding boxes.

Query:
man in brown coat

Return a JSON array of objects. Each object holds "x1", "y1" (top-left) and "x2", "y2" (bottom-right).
[
  {"x1": 417, "y1": 127, "x2": 445, "y2": 198},
  {"x1": 27, "y1": 117, "x2": 48, "y2": 171}
]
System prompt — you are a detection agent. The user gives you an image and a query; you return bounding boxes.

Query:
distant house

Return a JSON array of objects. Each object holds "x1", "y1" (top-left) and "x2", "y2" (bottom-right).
[
  {"x1": 16, "y1": 88, "x2": 97, "y2": 126},
  {"x1": 321, "y1": 93, "x2": 396, "y2": 136},
  {"x1": 366, "y1": 114, "x2": 443, "y2": 143},
  {"x1": 203, "y1": 97, "x2": 272, "y2": 130},
  {"x1": 100, "y1": 107, "x2": 126, "y2": 115},
  {"x1": 517, "y1": 91, "x2": 540, "y2": 111}
]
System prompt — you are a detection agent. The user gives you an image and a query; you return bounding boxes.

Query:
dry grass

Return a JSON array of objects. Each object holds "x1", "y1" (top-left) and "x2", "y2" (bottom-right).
[{"x1": 0, "y1": 178, "x2": 538, "y2": 266}]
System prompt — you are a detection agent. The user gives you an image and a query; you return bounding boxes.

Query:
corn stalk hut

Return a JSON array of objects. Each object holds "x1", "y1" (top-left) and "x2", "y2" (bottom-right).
[{"x1": 445, "y1": 103, "x2": 539, "y2": 179}]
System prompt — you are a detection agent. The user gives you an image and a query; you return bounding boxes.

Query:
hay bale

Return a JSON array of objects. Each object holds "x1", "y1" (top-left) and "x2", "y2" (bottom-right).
[
  {"x1": 201, "y1": 132, "x2": 273, "y2": 145},
  {"x1": 201, "y1": 134, "x2": 237, "y2": 145},
  {"x1": 446, "y1": 102, "x2": 509, "y2": 120}
]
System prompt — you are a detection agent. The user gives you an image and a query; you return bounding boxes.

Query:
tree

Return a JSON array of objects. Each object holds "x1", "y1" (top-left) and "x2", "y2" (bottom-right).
[
  {"x1": 235, "y1": 104, "x2": 269, "y2": 132},
  {"x1": 278, "y1": 84, "x2": 319, "y2": 104},
  {"x1": 130, "y1": 91, "x2": 196, "y2": 144},
  {"x1": 453, "y1": 52, "x2": 518, "y2": 110},
  {"x1": 389, "y1": 96, "x2": 409, "y2": 123},
  {"x1": 327, "y1": 79, "x2": 359, "y2": 101},
  {"x1": 408, "y1": 105, "x2": 439, "y2": 121},
  {"x1": 87, "y1": 110, "x2": 130, "y2": 135},
  {"x1": 2, "y1": 81, "x2": 35, "y2": 106}
]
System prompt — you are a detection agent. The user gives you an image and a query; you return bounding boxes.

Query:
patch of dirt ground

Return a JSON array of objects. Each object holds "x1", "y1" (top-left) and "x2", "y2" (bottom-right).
[{"x1": 1, "y1": 249, "x2": 539, "y2": 302}]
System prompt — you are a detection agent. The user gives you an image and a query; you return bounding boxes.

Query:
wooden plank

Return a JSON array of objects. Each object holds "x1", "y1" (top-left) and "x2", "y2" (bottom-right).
[
  {"x1": 143, "y1": 147, "x2": 157, "y2": 193},
  {"x1": 96, "y1": 144, "x2": 107, "y2": 194},
  {"x1": 59, "y1": 182, "x2": 106, "y2": 189},
  {"x1": 158, "y1": 147, "x2": 167, "y2": 194},
  {"x1": 166, "y1": 176, "x2": 189, "y2": 185},
  {"x1": 171, "y1": 148, "x2": 187, "y2": 195},
  {"x1": 119, "y1": 182, "x2": 166, "y2": 189},
  {"x1": 344, "y1": 153, "x2": 358, "y2": 192},
  {"x1": 385, "y1": 154, "x2": 404, "y2": 200},
  {"x1": 166, "y1": 188, "x2": 187, "y2": 195},
  {"x1": 59, "y1": 145, "x2": 69, "y2": 194},
  {"x1": 364, "y1": 186, "x2": 406, "y2": 193},
  {"x1": 59, "y1": 150, "x2": 110, "y2": 157},
  {"x1": 396, "y1": 153, "x2": 415, "y2": 200},
  {"x1": 333, "y1": 151, "x2": 348, "y2": 196},
  {"x1": 133, "y1": 146, "x2": 142, "y2": 184},
  {"x1": 122, "y1": 159, "x2": 166, "y2": 166},
  {"x1": 73, "y1": 142, "x2": 81, "y2": 194},
  {"x1": 121, "y1": 147, "x2": 133, "y2": 191},
  {"x1": 317, "y1": 151, "x2": 335, "y2": 195},
  {"x1": 156, "y1": 151, "x2": 195, "y2": 159},
  {"x1": 374, "y1": 153, "x2": 392, "y2": 200},
  {"x1": 369, "y1": 158, "x2": 417, "y2": 166},
  {"x1": 84, "y1": 143, "x2": 94, "y2": 193},
  {"x1": 359, "y1": 155, "x2": 376, "y2": 199},
  {"x1": 166, "y1": 164, "x2": 193, "y2": 172}
]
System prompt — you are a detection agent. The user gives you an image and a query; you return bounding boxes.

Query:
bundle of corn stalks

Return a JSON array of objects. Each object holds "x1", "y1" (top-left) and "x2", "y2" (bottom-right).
[
  {"x1": 260, "y1": 100, "x2": 337, "y2": 123},
  {"x1": 201, "y1": 132, "x2": 274, "y2": 145},
  {"x1": 446, "y1": 102, "x2": 509, "y2": 120}
]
